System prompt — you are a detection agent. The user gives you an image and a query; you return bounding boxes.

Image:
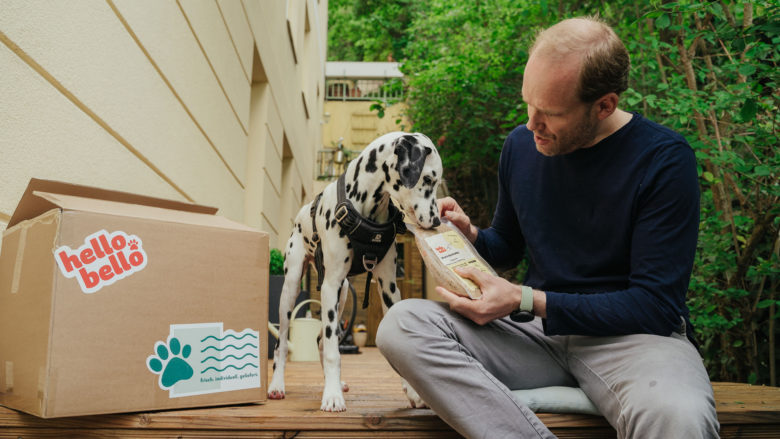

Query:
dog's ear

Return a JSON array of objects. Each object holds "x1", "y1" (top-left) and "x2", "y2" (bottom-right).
[{"x1": 394, "y1": 135, "x2": 426, "y2": 188}]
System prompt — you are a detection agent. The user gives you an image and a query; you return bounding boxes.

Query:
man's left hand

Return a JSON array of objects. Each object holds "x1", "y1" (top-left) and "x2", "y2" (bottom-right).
[{"x1": 435, "y1": 267, "x2": 524, "y2": 325}]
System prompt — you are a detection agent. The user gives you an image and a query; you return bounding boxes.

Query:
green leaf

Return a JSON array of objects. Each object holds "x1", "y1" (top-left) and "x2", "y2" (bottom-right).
[
  {"x1": 754, "y1": 165, "x2": 771, "y2": 176},
  {"x1": 740, "y1": 99, "x2": 757, "y2": 121},
  {"x1": 656, "y1": 14, "x2": 671, "y2": 29},
  {"x1": 738, "y1": 64, "x2": 756, "y2": 76},
  {"x1": 756, "y1": 299, "x2": 778, "y2": 309},
  {"x1": 702, "y1": 171, "x2": 714, "y2": 182},
  {"x1": 733, "y1": 339, "x2": 743, "y2": 347}
]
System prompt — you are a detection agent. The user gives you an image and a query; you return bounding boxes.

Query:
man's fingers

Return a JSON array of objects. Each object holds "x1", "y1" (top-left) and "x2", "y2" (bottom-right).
[{"x1": 454, "y1": 266, "x2": 489, "y2": 285}]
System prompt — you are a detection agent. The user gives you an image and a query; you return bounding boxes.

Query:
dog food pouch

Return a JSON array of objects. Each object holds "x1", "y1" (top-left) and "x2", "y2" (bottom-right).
[{"x1": 408, "y1": 218, "x2": 496, "y2": 299}]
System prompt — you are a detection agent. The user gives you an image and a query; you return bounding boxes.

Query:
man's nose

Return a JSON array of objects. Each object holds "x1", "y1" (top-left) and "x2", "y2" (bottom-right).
[{"x1": 527, "y1": 107, "x2": 543, "y2": 131}]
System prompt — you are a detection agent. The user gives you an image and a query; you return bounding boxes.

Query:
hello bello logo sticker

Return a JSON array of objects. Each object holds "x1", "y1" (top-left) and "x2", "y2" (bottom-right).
[{"x1": 54, "y1": 230, "x2": 148, "y2": 293}]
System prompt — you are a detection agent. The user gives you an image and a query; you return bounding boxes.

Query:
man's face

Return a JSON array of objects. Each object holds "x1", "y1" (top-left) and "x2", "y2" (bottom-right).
[{"x1": 521, "y1": 52, "x2": 599, "y2": 156}]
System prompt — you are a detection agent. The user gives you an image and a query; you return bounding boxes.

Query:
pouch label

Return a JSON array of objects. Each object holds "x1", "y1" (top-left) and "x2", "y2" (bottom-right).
[
  {"x1": 145, "y1": 323, "x2": 261, "y2": 398},
  {"x1": 54, "y1": 229, "x2": 148, "y2": 294}
]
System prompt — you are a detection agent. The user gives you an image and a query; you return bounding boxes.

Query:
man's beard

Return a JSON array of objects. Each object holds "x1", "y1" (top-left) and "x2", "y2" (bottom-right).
[{"x1": 535, "y1": 110, "x2": 599, "y2": 156}]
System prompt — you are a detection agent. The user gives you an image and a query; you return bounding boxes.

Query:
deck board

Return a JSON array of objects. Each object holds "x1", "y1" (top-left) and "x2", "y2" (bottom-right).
[{"x1": 1, "y1": 348, "x2": 778, "y2": 438}]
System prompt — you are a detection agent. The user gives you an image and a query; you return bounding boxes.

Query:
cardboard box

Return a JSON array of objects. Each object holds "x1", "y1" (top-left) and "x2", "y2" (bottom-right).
[{"x1": 0, "y1": 179, "x2": 268, "y2": 418}]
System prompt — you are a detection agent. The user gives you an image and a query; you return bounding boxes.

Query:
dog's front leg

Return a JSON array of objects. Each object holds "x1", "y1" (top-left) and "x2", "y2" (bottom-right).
[{"x1": 319, "y1": 275, "x2": 347, "y2": 412}]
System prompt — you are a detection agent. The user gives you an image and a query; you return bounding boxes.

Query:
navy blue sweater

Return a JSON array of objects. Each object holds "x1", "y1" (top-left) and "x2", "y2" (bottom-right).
[{"x1": 474, "y1": 113, "x2": 700, "y2": 344}]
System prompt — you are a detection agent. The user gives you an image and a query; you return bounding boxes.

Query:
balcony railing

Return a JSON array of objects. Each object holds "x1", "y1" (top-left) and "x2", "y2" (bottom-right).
[{"x1": 325, "y1": 78, "x2": 404, "y2": 102}]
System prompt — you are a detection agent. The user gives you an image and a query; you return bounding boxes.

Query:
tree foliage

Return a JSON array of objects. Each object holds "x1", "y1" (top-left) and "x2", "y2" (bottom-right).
[{"x1": 329, "y1": 0, "x2": 780, "y2": 385}]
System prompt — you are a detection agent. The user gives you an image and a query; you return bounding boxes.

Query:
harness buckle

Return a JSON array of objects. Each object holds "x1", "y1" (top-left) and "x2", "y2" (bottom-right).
[
  {"x1": 362, "y1": 254, "x2": 378, "y2": 272},
  {"x1": 335, "y1": 204, "x2": 349, "y2": 224}
]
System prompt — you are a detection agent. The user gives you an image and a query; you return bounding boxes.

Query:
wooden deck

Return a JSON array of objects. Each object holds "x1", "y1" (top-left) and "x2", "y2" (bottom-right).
[{"x1": 1, "y1": 348, "x2": 778, "y2": 438}]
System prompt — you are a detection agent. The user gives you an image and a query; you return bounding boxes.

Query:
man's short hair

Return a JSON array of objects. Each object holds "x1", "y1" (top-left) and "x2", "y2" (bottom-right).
[{"x1": 529, "y1": 16, "x2": 630, "y2": 103}]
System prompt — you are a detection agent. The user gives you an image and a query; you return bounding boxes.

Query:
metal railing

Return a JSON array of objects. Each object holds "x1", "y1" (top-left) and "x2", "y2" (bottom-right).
[{"x1": 325, "y1": 79, "x2": 404, "y2": 102}]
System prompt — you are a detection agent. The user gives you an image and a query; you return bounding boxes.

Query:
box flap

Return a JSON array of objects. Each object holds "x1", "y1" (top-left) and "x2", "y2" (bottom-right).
[
  {"x1": 7, "y1": 178, "x2": 217, "y2": 228},
  {"x1": 31, "y1": 191, "x2": 258, "y2": 232}
]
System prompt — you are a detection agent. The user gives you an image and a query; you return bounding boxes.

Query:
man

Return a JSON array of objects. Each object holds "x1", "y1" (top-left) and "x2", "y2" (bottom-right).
[{"x1": 376, "y1": 16, "x2": 720, "y2": 439}]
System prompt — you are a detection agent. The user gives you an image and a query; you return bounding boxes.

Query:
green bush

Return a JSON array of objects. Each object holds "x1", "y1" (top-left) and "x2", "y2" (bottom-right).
[{"x1": 270, "y1": 248, "x2": 284, "y2": 276}]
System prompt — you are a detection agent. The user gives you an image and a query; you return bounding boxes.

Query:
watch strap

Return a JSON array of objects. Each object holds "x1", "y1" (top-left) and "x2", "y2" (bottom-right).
[{"x1": 520, "y1": 285, "x2": 533, "y2": 313}]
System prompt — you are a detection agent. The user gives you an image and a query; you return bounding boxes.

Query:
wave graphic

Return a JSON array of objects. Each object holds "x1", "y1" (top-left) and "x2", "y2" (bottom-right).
[
  {"x1": 200, "y1": 342, "x2": 258, "y2": 353},
  {"x1": 200, "y1": 333, "x2": 258, "y2": 343},
  {"x1": 201, "y1": 363, "x2": 259, "y2": 374},
  {"x1": 200, "y1": 353, "x2": 259, "y2": 363}
]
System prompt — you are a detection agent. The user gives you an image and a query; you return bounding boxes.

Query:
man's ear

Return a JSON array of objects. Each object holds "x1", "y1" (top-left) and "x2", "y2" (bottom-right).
[{"x1": 595, "y1": 93, "x2": 619, "y2": 121}]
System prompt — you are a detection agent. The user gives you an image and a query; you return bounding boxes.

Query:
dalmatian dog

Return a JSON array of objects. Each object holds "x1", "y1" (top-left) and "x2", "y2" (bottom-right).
[{"x1": 268, "y1": 132, "x2": 442, "y2": 412}]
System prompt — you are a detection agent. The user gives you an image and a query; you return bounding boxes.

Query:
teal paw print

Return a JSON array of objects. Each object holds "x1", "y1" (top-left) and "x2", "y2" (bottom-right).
[{"x1": 146, "y1": 337, "x2": 193, "y2": 389}]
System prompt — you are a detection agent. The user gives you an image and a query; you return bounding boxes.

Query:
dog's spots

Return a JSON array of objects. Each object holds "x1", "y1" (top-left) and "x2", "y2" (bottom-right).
[
  {"x1": 432, "y1": 170, "x2": 437, "y2": 177},
  {"x1": 347, "y1": 242, "x2": 352, "y2": 249},
  {"x1": 425, "y1": 189, "x2": 432, "y2": 199},
  {"x1": 379, "y1": 143, "x2": 385, "y2": 153},
  {"x1": 382, "y1": 162, "x2": 391, "y2": 183},
  {"x1": 419, "y1": 214, "x2": 423, "y2": 222},
  {"x1": 272, "y1": 362, "x2": 276, "y2": 371},
  {"x1": 328, "y1": 309, "x2": 335, "y2": 322},
  {"x1": 365, "y1": 149, "x2": 378, "y2": 173},
  {"x1": 361, "y1": 191, "x2": 368, "y2": 203},
  {"x1": 344, "y1": 256, "x2": 349, "y2": 263},
  {"x1": 284, "y1": 267, "x2": 288, "y2": 275},
  {"x1": 382, "y1": 292, "x2": 394, "y2": 309},
  {"x1": 378, "y1": 278, "x2": 384, "y2": 288},
  {"x1": 372, "y1": 183, "x2": 384, "y2": 202},
  {"x1": 325, "y1": 210, "x2": 331, "y2": 229},
  {"x1": 325, "y1": 326, "x2": 333, "y2": 339},
  {"x1": 287, "y1": 311, "x2": 292, "y2": 320},
  {"x1": 289, "y1": 241, "x2": 293, "y2": 248},
  {"x1": 346, "y1": 183, "x2": 351, "y2": 193},
  {"x1": 393, "y1": 183, "x2": 400, "y2": 192},
  {"x1": 304, "y1": 236, "x2": 310, "y2": 244},
  {"x1": 353, "y1": 156, "x2": 364, "y2": 181},
  {"x1": 370, "y1": 204, "x2": 378, "y2": 216},
  {"x1": 413, "y1": 204, "x2": 418, "y2": 210},
  {"x1": 390, "y1": 282, "x2": 397, "y2": 293},
  {"x1": 331, "y1": 219, "x2": 338, "y2": 229},
  {"x1": 298, "y1": 223, "x2": 302, "y2": 233}
]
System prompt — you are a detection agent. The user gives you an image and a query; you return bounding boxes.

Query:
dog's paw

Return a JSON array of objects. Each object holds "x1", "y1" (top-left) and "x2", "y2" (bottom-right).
[
  {"x1": 320, "y1": 391, "x2": 347, "y2": 412},
  {"x1": 267, "y1": 389, "x2": 285, "y2": 399},
  {"x1": 402, "y1": 381, "x2": 428, "y2": 409},
  {"x1": 267, "y1": 373, "x2": 286, "y2": 400},
  {"x1": 342, "y1": 381, "x2": 349, "y2": 393}
]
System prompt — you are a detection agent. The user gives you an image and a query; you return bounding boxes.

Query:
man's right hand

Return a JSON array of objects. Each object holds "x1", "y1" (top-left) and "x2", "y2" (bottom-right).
[{"x1": 437, "y1": 197, "x2": 478, "y2": 243}]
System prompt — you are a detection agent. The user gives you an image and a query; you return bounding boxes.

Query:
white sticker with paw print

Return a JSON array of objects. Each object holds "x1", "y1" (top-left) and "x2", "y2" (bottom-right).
[{"x1": 146, "y1": 323, "x2": 261, "y2": 397}]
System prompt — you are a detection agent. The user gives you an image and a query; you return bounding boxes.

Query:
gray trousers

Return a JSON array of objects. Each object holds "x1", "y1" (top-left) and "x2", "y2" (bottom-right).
[{"x1": 376, "y1": 299, "x2": 720, "y2": 439}]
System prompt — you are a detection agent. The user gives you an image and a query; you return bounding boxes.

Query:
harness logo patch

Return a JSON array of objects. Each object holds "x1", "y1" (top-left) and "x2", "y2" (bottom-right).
[
  {"x1": 54, "y1": 229, "x2": 148, "y2": 294},
  {"x1": 371, "y1": 233, "x2": 383, "y2": 243}
]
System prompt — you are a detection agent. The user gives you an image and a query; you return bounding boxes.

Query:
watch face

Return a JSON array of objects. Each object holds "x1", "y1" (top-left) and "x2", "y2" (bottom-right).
[{"x1": 510, "y1": 310, "x2": 534, "y2": 323}]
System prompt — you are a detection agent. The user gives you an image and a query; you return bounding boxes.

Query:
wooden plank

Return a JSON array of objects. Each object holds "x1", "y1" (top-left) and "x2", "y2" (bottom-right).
[{"x1": 0, "y1": 348, "x2": 778, "y2": 438}]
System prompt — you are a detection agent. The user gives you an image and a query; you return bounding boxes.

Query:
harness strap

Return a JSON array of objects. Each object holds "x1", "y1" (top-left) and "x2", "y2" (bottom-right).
[{"x1": 310, "y1": 193, "x2": 325, "y2": 292}]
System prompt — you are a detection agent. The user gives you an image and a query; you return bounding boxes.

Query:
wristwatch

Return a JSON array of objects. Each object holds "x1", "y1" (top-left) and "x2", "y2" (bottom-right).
[{"x1": 509, "y1": 285, "x2": 535, "y2": 322}]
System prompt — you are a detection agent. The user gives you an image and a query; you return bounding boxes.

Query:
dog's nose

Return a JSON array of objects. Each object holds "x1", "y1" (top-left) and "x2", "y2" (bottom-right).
[{"x1": 432, "y1": 217, "x2": 441, "y2": 227}]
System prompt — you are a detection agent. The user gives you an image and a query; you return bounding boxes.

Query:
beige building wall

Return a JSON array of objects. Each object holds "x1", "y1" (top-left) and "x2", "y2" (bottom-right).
[{"x1": 0, "y1": 0, "x2": 328, "y2": 251}]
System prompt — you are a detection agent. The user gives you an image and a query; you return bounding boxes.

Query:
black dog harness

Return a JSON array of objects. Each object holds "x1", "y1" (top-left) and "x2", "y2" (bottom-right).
[{"x1": 311, "y1": 173, "x2": 406, "y2": 308}]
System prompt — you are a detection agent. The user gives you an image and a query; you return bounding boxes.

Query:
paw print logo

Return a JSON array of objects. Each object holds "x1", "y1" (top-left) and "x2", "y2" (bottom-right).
[
  {"x1": 129, "y1": 239, "x2": 139, "y2": 250},
  {"x1": 146, "y1": 337, "x2": 193, "y2": 389}
]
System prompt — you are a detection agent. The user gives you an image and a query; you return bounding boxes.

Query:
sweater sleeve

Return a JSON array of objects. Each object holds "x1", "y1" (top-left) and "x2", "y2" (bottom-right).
[
  {"x1": 544, "y1": 142, "x2": 700, "y2": 337},
  {"x1": 474, "y1": 139, "x2": 525, "y2": 270}
]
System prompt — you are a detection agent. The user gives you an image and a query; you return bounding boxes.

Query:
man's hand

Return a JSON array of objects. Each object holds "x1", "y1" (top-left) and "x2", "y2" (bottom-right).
[
  {"x1": 436, "y1": 266, "x2": 524, "y2": 325},
  {"x1": 437, "y1": 197, "x2": 478, "y2": 243}
]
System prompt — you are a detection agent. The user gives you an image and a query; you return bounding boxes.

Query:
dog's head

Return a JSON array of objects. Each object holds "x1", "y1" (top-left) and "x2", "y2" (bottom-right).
[{"x1": 385, "y1": 133, "x2": 442, "y2": 229}]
